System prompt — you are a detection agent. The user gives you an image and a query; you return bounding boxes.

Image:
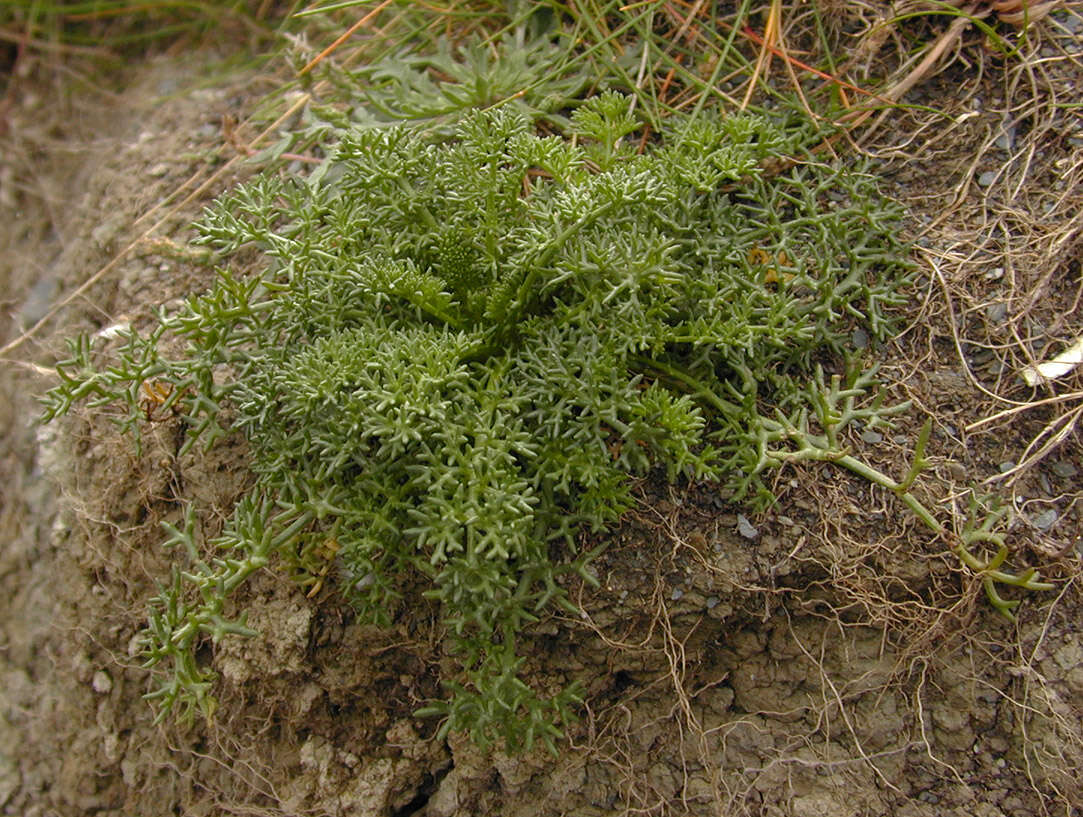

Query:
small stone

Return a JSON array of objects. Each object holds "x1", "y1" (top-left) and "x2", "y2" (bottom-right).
[
  {"x1": 998, "y1": 461, "x2": 1016, "y2": 474},
  {"x1": 1039, "y1": 472, "x2": 1053, "y2": 495},
  {"x1": 1055, "y1": 10, "x2": 1082, "y2": 33},
  {"x1": 1031, "y1": 509, "x2": 1058, "y2": 531},
  {"x1": 860, "y1": 429, "x2": 883, "y2": 444},
  {"x1": 1051, "y1": 461, "x2": 1077, "y2": 478},
  {"x1": 148, "y1": 162, "x2": 170, "y2": 178},
  {"x1": 985, "y1": 302, "x2": 1008, "y2": 323},
  {"x1": 92, "y1": 670, "x2": 113, "y2": 694},
  {"x1": 705, "y1": 596, "x2": 720, "y2": 609},
  {"x1": 977, "y1": 170, "x2": 997, "y2": 187},
  {"x1": 736, "y1": 514, "x2": 758, "y2": 540},
  {"x1": 852, "y1": 327, "x2": 869, "y2": 350},
  {"x1": 947, "y1": 461, "x2": 968, "y2": 481},
  {"x1": 994, "y1": 123, "x2": 1015, "y2": 152},
  {"x1": 984, "y1": 267, "x2": 1004, "y2": 281},
  {"x1": 670, "y1": 587, "x2": 684, "y2": 601}
]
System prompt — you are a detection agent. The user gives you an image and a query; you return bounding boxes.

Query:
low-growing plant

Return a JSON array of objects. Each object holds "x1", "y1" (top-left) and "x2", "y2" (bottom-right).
[
  {"x1": 45, "y1": 92, "x2": 1042, "y2": 752},
  {"x1": 347, "y1": 29, "x2": 593, "y2": 124}
]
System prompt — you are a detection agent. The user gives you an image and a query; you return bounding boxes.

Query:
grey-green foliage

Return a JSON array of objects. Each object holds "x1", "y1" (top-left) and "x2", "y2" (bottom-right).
[
  {"x1": 43, "y1": 93, "x2": 912, "y2": 752},
  {"x1": 345, "y1": 29, "x2": 592, "y2": 124}
]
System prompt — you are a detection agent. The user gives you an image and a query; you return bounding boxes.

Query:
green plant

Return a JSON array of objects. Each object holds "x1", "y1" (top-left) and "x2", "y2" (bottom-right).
[
  {"x1": 347, "y1": 28, "x2": 592, "y2": 123},
  {"x1": 44, "y1": 93, "x2": 933, "y2": 751},
  {"x1": 740, "y1": 362, "x2": 1054, "y2": 618}
]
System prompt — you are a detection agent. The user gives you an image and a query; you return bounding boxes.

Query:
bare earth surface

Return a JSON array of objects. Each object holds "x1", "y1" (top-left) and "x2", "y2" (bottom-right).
[{"x1": 1, "y1": 11, "x2": 1082, "y2": 816}]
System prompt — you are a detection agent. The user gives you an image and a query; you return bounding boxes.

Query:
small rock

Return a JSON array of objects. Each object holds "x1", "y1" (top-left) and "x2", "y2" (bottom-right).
[
  {"x1": 1039, "y1": 472, "x2": 1053, "y2": 495},
  {"x1": 91, "y1": 670, "x2": 112, "y2": 694},
  {"x1": 945, "y1": 461, "x2": 967, "y2": 481},
  {"x1": 1031, "y1": 509, "x2": 1058, "y2": 531},
  {"x1": 852, "y1": 327, "x2": 869, "y2": 349},
  {"x1": 148, "y1": 162, "x2": 170, "y2": 177},
  {"x1": 977, "y1": 170, "x2": 997, "y2": 187},
  {"x1": 984, "y1": 267, "x2": 1004, "y2": 281},
  {"x1": 985, "y1": 302, "x2": 1008, "y2": 323},
  {"x1": 994, "y1": 119, "x2": 1016, "y2": 151},
  {"x1": 860, "y1": 429, "x2": 883, "y2": 444},
  {"x1": 1055, "y1": 10, "x2": 1082, "y2": 33},
  {"x1": 1051, "y1": 461, "x2": 1077, "y2": 478},
  {"x1": 736, "y1": 514, "x2": 758, "y2": 540},
  {"x1": 670, "y1": 587, "x2": 684, "y2": 601},
  {"x1": 998, "y1": 461, "x2": 1015, "y2": 474}
]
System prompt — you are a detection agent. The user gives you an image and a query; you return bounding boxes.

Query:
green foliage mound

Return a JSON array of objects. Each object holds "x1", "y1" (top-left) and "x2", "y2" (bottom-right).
[{"x1": 43, "y1": 93, "x2": 913, "y2": 752}]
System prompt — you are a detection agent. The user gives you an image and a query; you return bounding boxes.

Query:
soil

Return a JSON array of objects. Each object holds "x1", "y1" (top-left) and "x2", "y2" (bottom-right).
[{"x1": 2, "y1": 9, "x2": 1082, "y2": 817}]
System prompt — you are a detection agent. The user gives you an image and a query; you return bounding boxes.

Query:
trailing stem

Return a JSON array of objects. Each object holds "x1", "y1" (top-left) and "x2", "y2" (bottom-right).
[{"x1": 650, "y1": 357, "x2": 1055, "y2": 620}]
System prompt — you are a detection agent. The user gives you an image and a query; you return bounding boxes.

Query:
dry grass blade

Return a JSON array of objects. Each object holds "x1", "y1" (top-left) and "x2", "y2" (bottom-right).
[
  {"x1": 297, "y1": 0, "x2": 393, "y2": 75},
  {"x1": 980, "y1": 402, "x2": 1082, "y2": 486},
  {"x1": 740, "y1": 0, "x2": 781, "y2": 110},
  {"x1": 849, "y1": 4, "x2": 993, "y2": 137}
]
